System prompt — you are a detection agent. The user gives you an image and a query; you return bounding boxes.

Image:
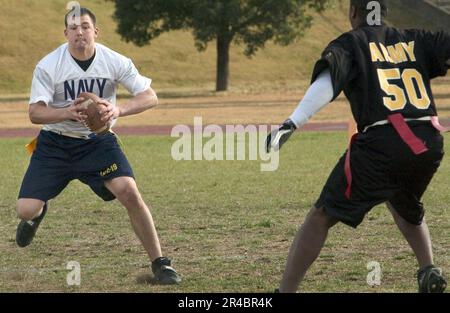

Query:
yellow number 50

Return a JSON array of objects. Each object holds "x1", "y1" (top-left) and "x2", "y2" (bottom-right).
[{"x1": 377, "y1": 68, "x2": 431, "y2": 111}]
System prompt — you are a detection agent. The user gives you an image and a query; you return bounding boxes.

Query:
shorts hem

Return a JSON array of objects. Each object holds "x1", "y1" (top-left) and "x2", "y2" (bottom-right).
[
  {"x1": 17, "y1": 195, "x2": 50, "y2": 203},
  {"x1": 315, "y1": 199, "x2": 361, "y2": 229}
]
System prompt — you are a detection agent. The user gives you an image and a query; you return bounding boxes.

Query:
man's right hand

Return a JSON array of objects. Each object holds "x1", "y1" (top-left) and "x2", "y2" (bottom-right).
[
  {"x1": 29, "y1": 100, "x2": 87, "y2": 125},
  {"x1": 65, "y1": 98, "x2": 88, "y2": 122},
  {"x1": 265, "y1": 119, "x2": 297, "y2": 153}
]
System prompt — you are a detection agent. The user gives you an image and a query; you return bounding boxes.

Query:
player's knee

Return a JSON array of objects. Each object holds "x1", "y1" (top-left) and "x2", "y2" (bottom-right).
[
  {"x1": 114, "y1": 183, "x2": 141, "y2": 205},
  {"x1": 387, "y1": 201, "x2": 424, "y2": 227},
  {"x1": 310, "y1": 206, "x2": 338, "y2": 229},
  {"x1": 16, "y1": 202, "x2": 42, "y2": 221}
]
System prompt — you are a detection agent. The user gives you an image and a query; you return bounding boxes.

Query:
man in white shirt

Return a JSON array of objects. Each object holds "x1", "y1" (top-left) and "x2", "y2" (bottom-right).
[{"x1": 16, "y1": 7, "x2": 181, "y2": 285}]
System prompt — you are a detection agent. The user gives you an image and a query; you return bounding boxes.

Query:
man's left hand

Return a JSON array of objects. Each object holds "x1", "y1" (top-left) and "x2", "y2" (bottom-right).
[
  {"x1": 265, "y1": 119, "x2": 297, "y2": 153},
  {"x1": 98, "y1": 99, "x2": 121, "y2": 123}
]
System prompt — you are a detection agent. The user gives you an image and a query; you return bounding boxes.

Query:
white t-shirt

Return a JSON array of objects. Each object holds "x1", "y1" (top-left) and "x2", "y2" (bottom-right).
[{"x1": 29, "y1": 43, "x2": 152, "y2": 135}]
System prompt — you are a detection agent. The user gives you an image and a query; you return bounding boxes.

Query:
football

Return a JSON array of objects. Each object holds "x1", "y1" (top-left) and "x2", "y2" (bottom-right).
[{"x1": 78, "y1": 92, "x2": 111, "y2": 135}]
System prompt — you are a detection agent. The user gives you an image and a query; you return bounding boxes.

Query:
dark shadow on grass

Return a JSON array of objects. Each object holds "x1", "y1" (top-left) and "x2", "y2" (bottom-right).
[{"x1": 136, "y1": 273, "x2": 159, "y2": 285}]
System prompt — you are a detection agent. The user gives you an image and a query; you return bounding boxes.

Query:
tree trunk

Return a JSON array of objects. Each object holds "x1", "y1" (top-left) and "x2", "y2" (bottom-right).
[{"x1": 216, "y1": 34, "x2": 231, "y2": 92}]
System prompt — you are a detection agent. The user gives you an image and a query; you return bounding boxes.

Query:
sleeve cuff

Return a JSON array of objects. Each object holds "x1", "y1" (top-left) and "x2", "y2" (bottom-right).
[
  {"x1": 132, "y1": 78, "x2": 152, "y2": 96},
  {"x1": 29, "y1": 97, "x2": 50, "y2": 105}
]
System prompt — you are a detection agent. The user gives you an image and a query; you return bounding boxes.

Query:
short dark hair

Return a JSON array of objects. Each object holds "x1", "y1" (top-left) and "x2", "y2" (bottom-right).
[
  {"x1": 65, "y1": 7, "x2": 96, "y2": 28},
  {"x1": 351, "y1": 0, "x2": 388, "y2": 19}
]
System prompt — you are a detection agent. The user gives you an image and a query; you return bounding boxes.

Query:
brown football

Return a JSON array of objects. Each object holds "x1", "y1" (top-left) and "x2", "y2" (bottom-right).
[{"x1": 78, "y1": 92, "x2": 111, "y2": 135}]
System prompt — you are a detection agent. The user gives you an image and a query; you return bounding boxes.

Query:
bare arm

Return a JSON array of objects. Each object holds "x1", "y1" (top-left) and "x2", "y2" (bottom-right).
[
  {"x1": 118, "y1": 87, "x2": 158, "y2": 117},
  {"x1": 99, "y1": 88, "x2": 158, "y2": 122},
  {"x1": 29, "y1": 99, "x2": 87, "y2": 125}
]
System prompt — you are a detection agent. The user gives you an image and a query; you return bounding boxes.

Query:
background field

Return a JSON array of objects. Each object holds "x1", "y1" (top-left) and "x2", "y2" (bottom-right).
[
  {"x1": 0, "y1": 0, "x2": 448, "y2": 96},
  {"x1": 0, "y1": 0, "x2": 448, "y2": 130},
  {"x1": 0, "y1": 133, "x2": 448, "y2": 292}
]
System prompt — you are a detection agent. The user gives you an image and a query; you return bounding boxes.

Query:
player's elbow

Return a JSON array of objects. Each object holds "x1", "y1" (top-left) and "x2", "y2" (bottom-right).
[
  {"x1": 29, "y1": 113, "x2": 41, "y2": 125},
  {"x1": 28, "y1": 102, "x2": 45, "y2": 124},
  {"x1": 28, "y1": 106, "x2": 40, "y2": 124},
  {"x1": 142, "y1": 89, "x2": 159, "y2": 110},
  {"x1": 146, "y1": 96, "x2": 158, "y2": 109},
  {"x1": 148, "y1": 96, "x2": 158, "y2": 109}
]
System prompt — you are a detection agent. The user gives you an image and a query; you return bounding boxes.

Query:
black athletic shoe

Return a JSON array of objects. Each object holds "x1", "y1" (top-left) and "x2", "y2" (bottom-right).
[
  {"x1": 151, "y1": 257, "x2": 181, "y2": 285},
  {"x1": 16, "y1": 203, "x2": 48, "y2": 248},
  {"x1": 417, "y1": 265, "x2": 447, "y2": 293}
]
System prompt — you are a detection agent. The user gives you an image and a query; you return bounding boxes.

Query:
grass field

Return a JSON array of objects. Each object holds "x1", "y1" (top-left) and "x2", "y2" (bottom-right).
[
  {"x1": 0, "y1": 0, "x2": 447, "y2": 95},
  {"x1": 0, "y1": 0, "x2": 449, "y2": 295},
  {"x1": 0, "y1": 132, "x2": 448, "y2": 292}
]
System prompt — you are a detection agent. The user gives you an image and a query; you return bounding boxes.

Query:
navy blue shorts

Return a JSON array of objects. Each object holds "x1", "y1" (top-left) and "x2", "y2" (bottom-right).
[
  {"x1": 315, "y1": 123, "x2": 444, "y2": 228},
  {"x1": 19, "y1": 130, "x2": 134, "y2": 202}
]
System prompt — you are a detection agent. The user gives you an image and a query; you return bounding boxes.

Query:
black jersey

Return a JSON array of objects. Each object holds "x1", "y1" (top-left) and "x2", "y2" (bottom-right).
[{"x1": 312, "y1": 24, "x2": 450, "y2": 132}]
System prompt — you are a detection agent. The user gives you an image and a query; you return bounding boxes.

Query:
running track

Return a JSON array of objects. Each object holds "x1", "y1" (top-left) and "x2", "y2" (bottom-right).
[{"x1": 0, "y1": 120, "x2": 449, "y2": 138}]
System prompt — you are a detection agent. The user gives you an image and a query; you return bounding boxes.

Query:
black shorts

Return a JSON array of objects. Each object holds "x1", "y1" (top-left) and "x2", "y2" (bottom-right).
[
  {"x1": 19, "y1": 130, "x2": 134, "y2": 202},
  {"x1": 316, "y1": 123, "x2": 444, "y2": 228}
]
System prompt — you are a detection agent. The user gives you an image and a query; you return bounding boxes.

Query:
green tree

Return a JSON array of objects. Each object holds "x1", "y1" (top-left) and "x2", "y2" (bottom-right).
[{"x1": 112, "y1": 0, "x2": 331, "y2": 91}]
